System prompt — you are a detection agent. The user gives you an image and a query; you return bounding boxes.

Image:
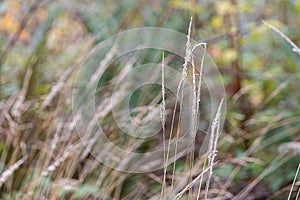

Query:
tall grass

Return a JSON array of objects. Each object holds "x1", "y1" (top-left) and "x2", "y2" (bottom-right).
[{"x1": 0, "y1": 1, "x2": 299, "y2": 199}]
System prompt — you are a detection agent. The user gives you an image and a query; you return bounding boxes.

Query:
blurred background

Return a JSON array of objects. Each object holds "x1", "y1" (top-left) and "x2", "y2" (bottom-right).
[{"x1": 0, "y1": 0, "x2": 299, "y2": 199}]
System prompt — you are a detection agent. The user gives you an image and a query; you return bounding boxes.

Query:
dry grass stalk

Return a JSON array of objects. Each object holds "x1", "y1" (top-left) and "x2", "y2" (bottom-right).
[
  {"x1": 278, "y1": 142, "x2": 300, "y2": 155},
  {"x1": 12, "y1": 67, "x2": 32, "y2": 119},
  {"x1": 87, "y1": 43, "x2": 118, "y2": 89},
  {"x1": 42, "y1": 143, "x2": 81, "y2": 176},
  {"x1": 262, "y1": 20, "x2": 300, "y2": 56},
  {"x1": 204, "y1": 98, "x2": 224, "y2": 199},
  {"x1": 0, "y1": 155, "x2": 28, "y2": 188},
  {"x1": 233, "y1": 154, "x2": 293, "y2": 200},
  {"x1": 174, "y1": 163, "x2": 217, "y2": 200},
  {"x1": 288, "y1": 163, "x2": 300, "y2": 200},
  {"x1": 192, "y1": 42, "x2": 207, "y2": 200},
  {"x1": 160, "y1": 52, "x2": 167, "y2": 199},
  {"x1": 41, "y1": 68, "x2": 73, "y2": 110},
  {"x1": 163, "y1": 16, "x2": 194, "y2": 198}
]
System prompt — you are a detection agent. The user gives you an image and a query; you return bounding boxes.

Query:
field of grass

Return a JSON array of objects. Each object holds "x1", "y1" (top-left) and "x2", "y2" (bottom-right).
[{"x1": 0, "y1": 0, "x2": 299, "y2": 199}]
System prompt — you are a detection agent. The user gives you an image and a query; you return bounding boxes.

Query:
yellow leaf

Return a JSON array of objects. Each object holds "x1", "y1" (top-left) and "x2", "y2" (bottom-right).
[
  {"x1": 0, "y1": 13, "x2": 19, "y2": 33},
  {"x1": 211, "y1": 16, "x2": 223, "y2": 28},
  {"x1": 223, "y1": 49, "x2": 237, "y2": 63}
]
